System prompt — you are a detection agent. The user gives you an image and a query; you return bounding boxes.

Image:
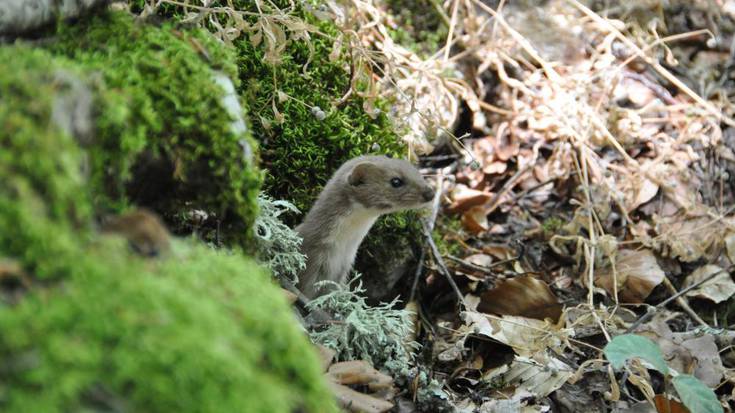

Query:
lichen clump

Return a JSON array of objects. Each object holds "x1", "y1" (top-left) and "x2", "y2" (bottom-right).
[{"x1": 0, "y1": 31, "x2": 336, "y2": 413}]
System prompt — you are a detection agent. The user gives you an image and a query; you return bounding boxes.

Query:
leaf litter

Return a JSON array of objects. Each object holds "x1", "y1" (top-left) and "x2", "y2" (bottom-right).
[{"x1": 371, "y1": 0, "x2": 735, "y2": 411}]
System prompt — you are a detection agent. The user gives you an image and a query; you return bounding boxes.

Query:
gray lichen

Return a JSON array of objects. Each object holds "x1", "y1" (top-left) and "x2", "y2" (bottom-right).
[
  {"x1": 254, "y1": 194, "x2": 306, "y2": 283},
  {"x1": 307, "y1": 276, "x2": 419, "y2": 373}
]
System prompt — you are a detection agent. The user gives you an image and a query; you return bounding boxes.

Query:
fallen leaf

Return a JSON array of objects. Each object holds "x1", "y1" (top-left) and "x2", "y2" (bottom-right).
[
  {"x1": 655, "y1": 216, "x2": 721, "y2": 262},
  {"x1": 630, "y1": 176, "x2": 659, "y2": 212},
  {"x1": 448, "y1": 184, "x2": 492, "y2": 214},
  {"x1": 493, "y1": 134, "x2": 520, "y2": 161},
  {"x1": 483, "y1": 355, "x2": 573, "y2": 398},
  {"x1": 483, "y1": 161, "x2": 508, "y2": 175},
  {"x1": 328, "y1": 381, "x2": 394, "y2": 413},
  {"x1": 595, "y1": 249, "x2": 665, "y2": 303},
  {"x1": 653, "y1": 395, "x2": 689, "y2": 413},
  {"x1": 463, "y1": 311, "x2": 568, "y2": 357},
  {"x1": 328, "y1": 361, "x2": 393, "y2": 391},
  {"x1": 465, "y1": 254, "x2": 494, "y2": 268},
  {"x1": 478, "y1": 276, "x2": 562, "y2": 321},
  {"x1": 683, "y1": 265, "x2": 735, "y2": 304},
  {"x1": 327, "y1": 361, "x2": 395, "y2": 413},
  {"x1": 461, "y1": 205, "x2": 490, "y2": 234},
  {"x1": 482, "y1": 245, "x2": 516, "y2": 260},
  {"x1": 639, "y1": 314, "x2": 725, "y2": 387}
]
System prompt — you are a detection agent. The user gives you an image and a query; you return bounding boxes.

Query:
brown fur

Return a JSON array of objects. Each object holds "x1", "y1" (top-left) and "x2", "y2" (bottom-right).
[{"x1": 296, "y1": 156, "x2": 433, "y2": 298}]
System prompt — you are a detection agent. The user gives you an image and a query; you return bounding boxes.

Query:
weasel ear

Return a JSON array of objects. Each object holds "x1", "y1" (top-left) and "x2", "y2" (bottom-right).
[{"x1": 348, "y1": 162, "x2": 374, "y2": 186}]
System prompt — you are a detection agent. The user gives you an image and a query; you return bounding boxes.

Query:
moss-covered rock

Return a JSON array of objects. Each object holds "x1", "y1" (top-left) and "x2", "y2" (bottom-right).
[
  {"x1": 0, "y1": 32, "x2": 336, "y2": 413},
  {"x1": 232, "y1": 7, "x2": 423, "y2": 295},
  {"x1": 128, "y1": 2, "x2": 422, "y2": 295},
  {"x1": 46, "y1": 12, "x2": 261, "y2": 247}
]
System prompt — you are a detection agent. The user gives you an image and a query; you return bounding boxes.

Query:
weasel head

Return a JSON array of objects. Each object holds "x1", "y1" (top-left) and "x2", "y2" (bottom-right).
[{"x1": 343, "y1": 156, "x2": 434, "y2": 213}]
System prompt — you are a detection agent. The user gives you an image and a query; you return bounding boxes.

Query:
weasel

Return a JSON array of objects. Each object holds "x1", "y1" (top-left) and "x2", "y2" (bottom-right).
[{"x1": 296, "y1": 155, "x2": 434, "y2": 298}]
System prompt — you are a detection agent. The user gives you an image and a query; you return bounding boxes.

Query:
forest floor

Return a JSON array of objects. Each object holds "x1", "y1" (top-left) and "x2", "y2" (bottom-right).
[{"x1": 314, "y1": 1, "x2": 735, "y2": 412}]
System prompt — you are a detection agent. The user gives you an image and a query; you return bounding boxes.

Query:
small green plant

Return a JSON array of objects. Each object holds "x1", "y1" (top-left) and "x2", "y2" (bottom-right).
[
  {"x1": 542, "y1": 216, "x2": 564, "y2": 234},
  {"x1": 604, "y1": 334, "x2": 723, "y2": 413}
]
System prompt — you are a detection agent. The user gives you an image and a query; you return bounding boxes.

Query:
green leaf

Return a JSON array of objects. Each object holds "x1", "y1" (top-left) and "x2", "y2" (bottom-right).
[
  {"x1": 672, "y1": 375, "x2": 723, "y2": 413},
  {"x1": 603, "y1": 334, "x2": 669, "y2": 374}
]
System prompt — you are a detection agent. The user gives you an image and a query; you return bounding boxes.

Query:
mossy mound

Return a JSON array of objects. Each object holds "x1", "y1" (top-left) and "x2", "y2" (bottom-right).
[
  {"x1": 0, "y1": 239, "x2": 336, "y2": 413},
  {"x1": 123, "y1": 3, "x2": 422, "y2": 294},
  {"x1": 232, "y1": 7, "x2": 423, "y2": 293},
  {"x1": 46, "y1": 12, "x2": 261, "y2": 247},
  {"x1": 0, "y1": 34, "x2": 336, "y2": 413}
]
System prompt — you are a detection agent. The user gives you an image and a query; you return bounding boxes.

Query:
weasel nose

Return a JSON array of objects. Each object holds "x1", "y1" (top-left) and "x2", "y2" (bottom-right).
[{"x1": 422, "y1": 186, "x2": 434, "y2": 202}]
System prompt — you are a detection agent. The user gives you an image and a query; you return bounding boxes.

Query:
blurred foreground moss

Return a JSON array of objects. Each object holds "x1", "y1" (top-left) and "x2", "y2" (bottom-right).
[{"x1": 0, "y1": 25, "x2": 336, "y2": 413}]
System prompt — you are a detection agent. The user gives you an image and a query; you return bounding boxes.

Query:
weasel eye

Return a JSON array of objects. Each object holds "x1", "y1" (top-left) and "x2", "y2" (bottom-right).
[{"x1": 390, "y1": 177, "x2": 404, "y2": 188}]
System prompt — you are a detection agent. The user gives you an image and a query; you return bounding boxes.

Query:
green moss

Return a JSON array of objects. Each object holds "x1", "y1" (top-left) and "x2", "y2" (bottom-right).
[
  {"x1": 125, "y1": 1, "x2": 424, "y2": 290},
  {"x1": 235, "y1": 21, "x2": 404, "y2": 213},
  {"x1": 0, "y1": 237, "x2": 336, "y2": 412},
  {"x1": 234, "y1": 11, "x2": 423, "y2": 283},
  {"x1": 432, "y1": 215, "x2": 462, "y2": 257},
  {"x1": 385, "y1": 0, "x2": 448, "y2": 57},
  {"x1": 543, "y1": 216, "x2": 564, "y2": 235},
  {"x1": 0, "y1": 46, "x2": 337, "y2": 412},
  {"x1": 47, "y1": 12, "x2": 261, "y2": 247}
]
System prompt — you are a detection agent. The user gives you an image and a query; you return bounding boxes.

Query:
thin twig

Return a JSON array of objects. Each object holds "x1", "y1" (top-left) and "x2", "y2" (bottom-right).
[
  {"x1": 422, "y1": 219, "x2": 466, "y2": 307},
  {"x1": 446, "y1": 254, "x2": 518, "y2": 274},
  {"x1": 411, "y1": 168, "x2": 445, "y2": 303},
  {"x1": 484, "y1": 164, "x2": 533, "y2": 216},
  {"x1": 661, "y1": 277, "x2": 709, "y2": 328},
  {"x1": 626, "y1": 265, "x2": 735, "y2": 333},
  {"x1": 409, "y1": 249, "x2": 426, "y2": 303}
]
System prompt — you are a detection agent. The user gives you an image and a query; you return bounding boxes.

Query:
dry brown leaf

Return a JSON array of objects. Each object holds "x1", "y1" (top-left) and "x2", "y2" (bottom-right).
[
  {"x1": 483, "y1": 161, "x2": 508, "y2": 175},
  {"x1": 461, "y1": 205, "x2": 490, "y2": 234},
  {"x1": 631, "y1": 177, "x2": 659, "y2": 212},
  {"x1": 595, "y1": 249, "x2": 665, "y2": 303},
  {"x1": 483, "y1": 355, "x2": 573, "y2": 398},
  {"x1": 447, "y1": 184, "x2": 492, "y2": 214},
  {"x1": 683, "y1": 264, "x2": 735, "y2": 304},
  {"x1": 655, "y1": 216, "x2": 722, "y2": 262},
  {"x1": 653, "y1": 395, "x2": 689, "y2": 413},
  {"x1": 327, "y1": 361, "x2": 394, "y2": 413},
  {"x1": 465, "y1": 254, "x2": 493, "y2": 268},
  {"x1": 482, "y1": 245, "x2": 516, "y2": 260},
  {"x1": 478, "y1": 276, "x2": 562, "y2": 321},
  {"x1": 676, "y1": 334, "x2": 725, "y2": 387},
  {"x1": 463, "y1": 311, "x2": 568, "y2": 357},
  {"x1": 639, "y1": 314, "x2": 725, "y2": 387},
  {"x1": 328, "y1": 361, "x2": 393, "y2": 390},
  {"x1": 328, "y1": 381, "x2": 394, "y2": 413}
]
